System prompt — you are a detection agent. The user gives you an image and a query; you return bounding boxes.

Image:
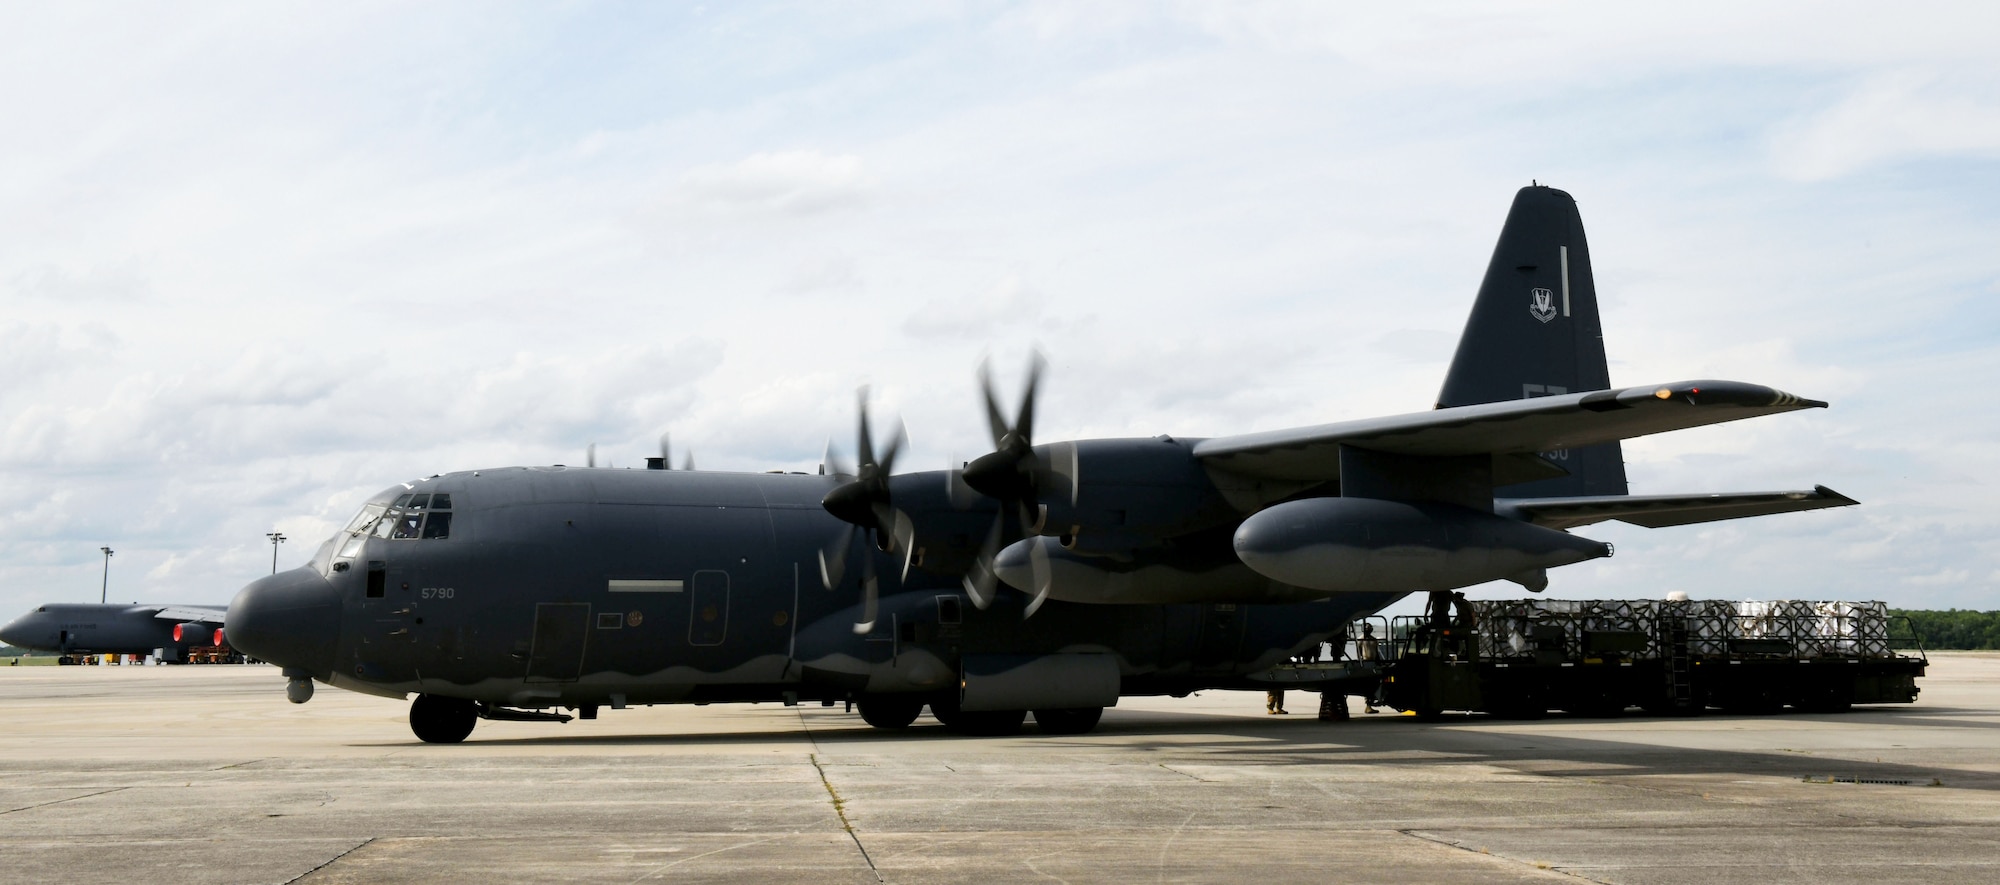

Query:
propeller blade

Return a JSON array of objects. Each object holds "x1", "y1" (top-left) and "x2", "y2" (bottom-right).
[
  {"x1": 1014, "y1": 352, "x2": 1045, "y2": 447},
  {"x1": 659, "y1": 433, "x2": 672, "y2": 469},
  {"x1": 855, "y1": 386, "x2": 876, "y2": 470},
  {"x1": 878, "y1": 417, "x2": 907, "y2": 476},
  {"x1": 891, "y1": 509, "x2": 916, "y2": 582},
  {"x1": 822, "y1": 439, "x2": 853, "y2": 478},
  {"x1": 818, "y1": 524, "x2": 855, "y2": 590},
  {"x1": 1024, "y1": 537, "x2": 1053, "y2": 618},
  {"x1": 852, "y1": 545, "x2": 879, "y2": 634},
  {"x1": 681, "y1": 450, "x2": 694, "y2": 471},
  {"x1": 961, "y1": 513, "x2": 1005, "y2": 610},
  {"x1": 977, "y1": 360, "x2": 1009, "y2": 448},
  {"x1": 586, "y1": 443, "x2": 597, "y2": 469}
]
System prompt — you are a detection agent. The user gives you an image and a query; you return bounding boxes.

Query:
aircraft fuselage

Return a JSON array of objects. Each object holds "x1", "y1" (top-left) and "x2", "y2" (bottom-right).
[{"x1": 228, "y1": 465, "x2": 1391, "y2": 710}]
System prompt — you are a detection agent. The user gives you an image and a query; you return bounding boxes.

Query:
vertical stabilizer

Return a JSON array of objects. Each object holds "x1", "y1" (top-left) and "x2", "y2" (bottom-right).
[{"x1": 1438, "y1": 185, "x2": 1627, "y2": 497}]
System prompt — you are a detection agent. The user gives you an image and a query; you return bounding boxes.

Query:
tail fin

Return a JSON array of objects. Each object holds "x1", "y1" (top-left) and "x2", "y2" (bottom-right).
[{"x1": 1438, "y1": 185, "x2": 1628, "y2": 498}]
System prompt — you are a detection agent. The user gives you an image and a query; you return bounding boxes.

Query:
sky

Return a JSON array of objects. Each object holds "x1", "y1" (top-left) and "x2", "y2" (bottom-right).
[{"x1": 2, "y1": 1, "x2": 1997, "y2": 618}]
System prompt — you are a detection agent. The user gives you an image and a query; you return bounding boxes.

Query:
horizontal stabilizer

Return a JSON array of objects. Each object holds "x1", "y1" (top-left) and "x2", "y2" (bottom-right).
[
  {"x1": 1498, "y1": 485, "x2": 1859, "y2": 530},
  {"x1": 1194, "y1": 380, "x2": 1823, "y2": 482}
]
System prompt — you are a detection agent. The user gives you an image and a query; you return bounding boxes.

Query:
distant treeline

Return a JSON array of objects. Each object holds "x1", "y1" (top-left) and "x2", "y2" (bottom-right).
[{"x1": 1891, "y1": 610, "x2": 2000, "y2": 650}]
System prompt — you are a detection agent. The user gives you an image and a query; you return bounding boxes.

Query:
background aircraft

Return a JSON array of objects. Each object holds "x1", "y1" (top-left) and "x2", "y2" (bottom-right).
[
  {"x1": 1, "y1": 602, "x2": 228, "y2": 661},
  {"x1": 226, "y1": 186, "x2": 1855, "y2": 743}
]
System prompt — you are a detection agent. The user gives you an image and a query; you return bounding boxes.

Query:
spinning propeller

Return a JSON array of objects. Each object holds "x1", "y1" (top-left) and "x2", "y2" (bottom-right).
[
  {"x1": 818, "y1": 387, "x2": 914, "y2": 634},
  {"x1": 958, "y1": 355, "x2": 1078, "y2": 617}
]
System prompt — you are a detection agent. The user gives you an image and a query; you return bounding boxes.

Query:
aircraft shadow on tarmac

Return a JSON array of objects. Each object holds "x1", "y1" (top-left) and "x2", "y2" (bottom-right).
[{"x1": 356, "y1": 705, "x2": 1998, "y2": 793}]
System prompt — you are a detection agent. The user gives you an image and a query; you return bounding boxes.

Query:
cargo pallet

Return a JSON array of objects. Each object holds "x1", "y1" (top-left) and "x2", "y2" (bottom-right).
[{"x1": 1261, "y1": 599, "x2": 1925, "y2": 720}]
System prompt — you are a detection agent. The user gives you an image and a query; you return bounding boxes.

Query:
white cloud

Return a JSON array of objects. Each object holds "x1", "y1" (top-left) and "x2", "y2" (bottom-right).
[
  {"x1": 678, "y1": 150, "x2": 875, "y2": 215},
  {"x1": 1770, "y1": 70, "x2": 2000, "y2": 180},
  {"x1": 1, "y1": 2, "x2": 1997, "y2": 614}
]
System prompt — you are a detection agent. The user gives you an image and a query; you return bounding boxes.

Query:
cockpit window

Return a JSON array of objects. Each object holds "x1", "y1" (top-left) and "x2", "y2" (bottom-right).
[
  {"x1": 344, "y1": 504, "x2": 385, "y2": 534},
  {"x1": 341, "y1": 494, "x2": 454, "y2": 550},
  {"x1": 420, "y1": 511, "x2": 452, "y2": 539},
  {"x1": 390, "y1": 511, "x2": 424, "y2": 539}
]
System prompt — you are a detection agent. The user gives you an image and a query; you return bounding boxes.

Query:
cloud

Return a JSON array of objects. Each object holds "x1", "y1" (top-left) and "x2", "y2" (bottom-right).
[
  {"x1": 678, "y1": 150, "x2": 875, "y2": 215},
  {"x1": 7, "y1": 260, "x2": 150, "y2": 302},
  {"x1": 1769, "y1": 71, "x2": 2000, "y2": 180},
  {"x1": 2, "y1": 3, "x2": 1998, "y2": 614},
  {"x1": 901, "y1": 274, "x2": 1044, "y2": 338}
]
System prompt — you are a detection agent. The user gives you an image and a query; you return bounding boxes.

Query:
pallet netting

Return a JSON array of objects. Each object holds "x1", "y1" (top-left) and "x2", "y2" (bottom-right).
[{"x1": 1467, "y1": 598, "x2": 1897, "y2": 661}]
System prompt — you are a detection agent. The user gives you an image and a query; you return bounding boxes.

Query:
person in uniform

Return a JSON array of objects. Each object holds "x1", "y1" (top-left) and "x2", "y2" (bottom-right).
[{"x1": 1357, "y1": 623, "x2": 1382, "y2": 713}]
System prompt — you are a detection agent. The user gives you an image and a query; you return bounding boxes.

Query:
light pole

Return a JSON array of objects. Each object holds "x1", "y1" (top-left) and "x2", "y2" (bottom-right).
[
  {"x1": 99, "y1": 547, "x2": 113, "y2": 604},
  {"x1": 267, "y1": 532, "x2": 287, "y2": 575}
]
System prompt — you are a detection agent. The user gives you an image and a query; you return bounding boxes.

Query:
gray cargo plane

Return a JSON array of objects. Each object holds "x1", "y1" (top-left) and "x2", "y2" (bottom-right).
[
  {"x1": 226, "y1": 186, "x2": 1856, "y2": 743},
  {"x1": 1, "y1": 603, "x2": 228, "y2": 660}
]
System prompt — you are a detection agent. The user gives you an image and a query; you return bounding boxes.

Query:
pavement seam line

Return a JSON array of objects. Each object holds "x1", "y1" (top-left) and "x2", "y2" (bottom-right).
[
  {"x1": 810, "y1": 752, "x2": 884, "y2": 883},
  {"x1": 1396, "y1": 829, "x2": 1608, "y2": 883},
  {"x1": 0, "y1": 786, "x2": 128, "y2": 816},
  {"x1": 281, "y1": 836, "x2": 375, "y2": 884}
]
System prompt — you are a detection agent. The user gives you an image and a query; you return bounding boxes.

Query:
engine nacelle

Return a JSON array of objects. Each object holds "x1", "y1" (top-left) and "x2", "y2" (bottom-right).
[
  {"x1": 1233, "y1": 497, "x2": 1611, "y2": 594},
  {"x1": 172, "y1": 623, "x2": 221, "y2": 646}
]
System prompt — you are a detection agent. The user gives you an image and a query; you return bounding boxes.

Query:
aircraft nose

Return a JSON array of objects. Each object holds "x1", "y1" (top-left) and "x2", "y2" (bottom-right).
[
  {"x1": 226, "y1": 567, "x2": 342, "y2": 678},
  {"x1": 0, "y1": 614, "x2": 35, "y2": 649}
]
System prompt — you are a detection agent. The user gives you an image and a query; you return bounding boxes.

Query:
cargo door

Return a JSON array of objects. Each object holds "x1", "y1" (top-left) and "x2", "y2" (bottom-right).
[
  {"x1": 525, "y1": 602, "x2": 590, "y2": 683},
  {"x1": 687, "y1": 570, "x2": 730, "y2": 646},
  {"x1": 1193, "y1": 603, "x2": 1243, "y2": 670}
]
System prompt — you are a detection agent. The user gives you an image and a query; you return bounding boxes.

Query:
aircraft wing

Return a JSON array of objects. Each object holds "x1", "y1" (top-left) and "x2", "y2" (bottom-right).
[
  {"x1": 150, "y1": 606, "x2": 228, "y2": 624},
  {"x1": 1192, "y1": 380, "x2": 1823, "y2": 482},
  {"x1": 1497, "y1": 486, "x2": 1859, "y2": 530}
]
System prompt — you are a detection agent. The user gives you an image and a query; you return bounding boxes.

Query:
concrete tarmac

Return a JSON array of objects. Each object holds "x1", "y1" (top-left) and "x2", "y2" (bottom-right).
[{"x1": 2, "y1": 654, "x2": 1998, "y2": 884}]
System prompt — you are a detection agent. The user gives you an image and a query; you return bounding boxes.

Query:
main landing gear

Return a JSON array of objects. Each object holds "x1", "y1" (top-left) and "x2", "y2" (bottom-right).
[{"x1": 409, "y1": 694, "x2": 478, "y2": 744}]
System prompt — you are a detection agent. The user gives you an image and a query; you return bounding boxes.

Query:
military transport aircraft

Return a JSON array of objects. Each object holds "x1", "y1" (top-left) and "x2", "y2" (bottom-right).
[
  {"x1": 1, "y1": 602, "x2": 228, "y2": 660},
  {"x1": 226, "y1": 185, "x2": 1855, "y2": 743}
]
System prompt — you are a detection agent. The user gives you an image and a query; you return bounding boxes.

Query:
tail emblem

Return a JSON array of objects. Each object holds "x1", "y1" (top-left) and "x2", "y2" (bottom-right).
[{"x1": 1530, "y1": 287, "x2": 1558, "y2": 323}]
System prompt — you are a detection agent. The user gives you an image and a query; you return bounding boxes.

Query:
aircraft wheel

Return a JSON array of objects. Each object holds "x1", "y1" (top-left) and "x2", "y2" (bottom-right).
[
  {"x1": 857, "y1": 696, "x2": 924, "y2": 729},
  {"x1": 1032, "y1": 707, "x2": 1104, "y2": 735},
  {"x1": 926, "y1": 695, "x2": 961, "y2": 729},
  {"x1": 409, "y1": 694, "x2": 478, "y2": 744}
]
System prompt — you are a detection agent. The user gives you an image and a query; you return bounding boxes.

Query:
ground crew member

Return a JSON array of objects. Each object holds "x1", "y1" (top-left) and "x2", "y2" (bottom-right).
[{"x1": 1357, "y1": 624, "x2": 1382, "y2": 713}]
